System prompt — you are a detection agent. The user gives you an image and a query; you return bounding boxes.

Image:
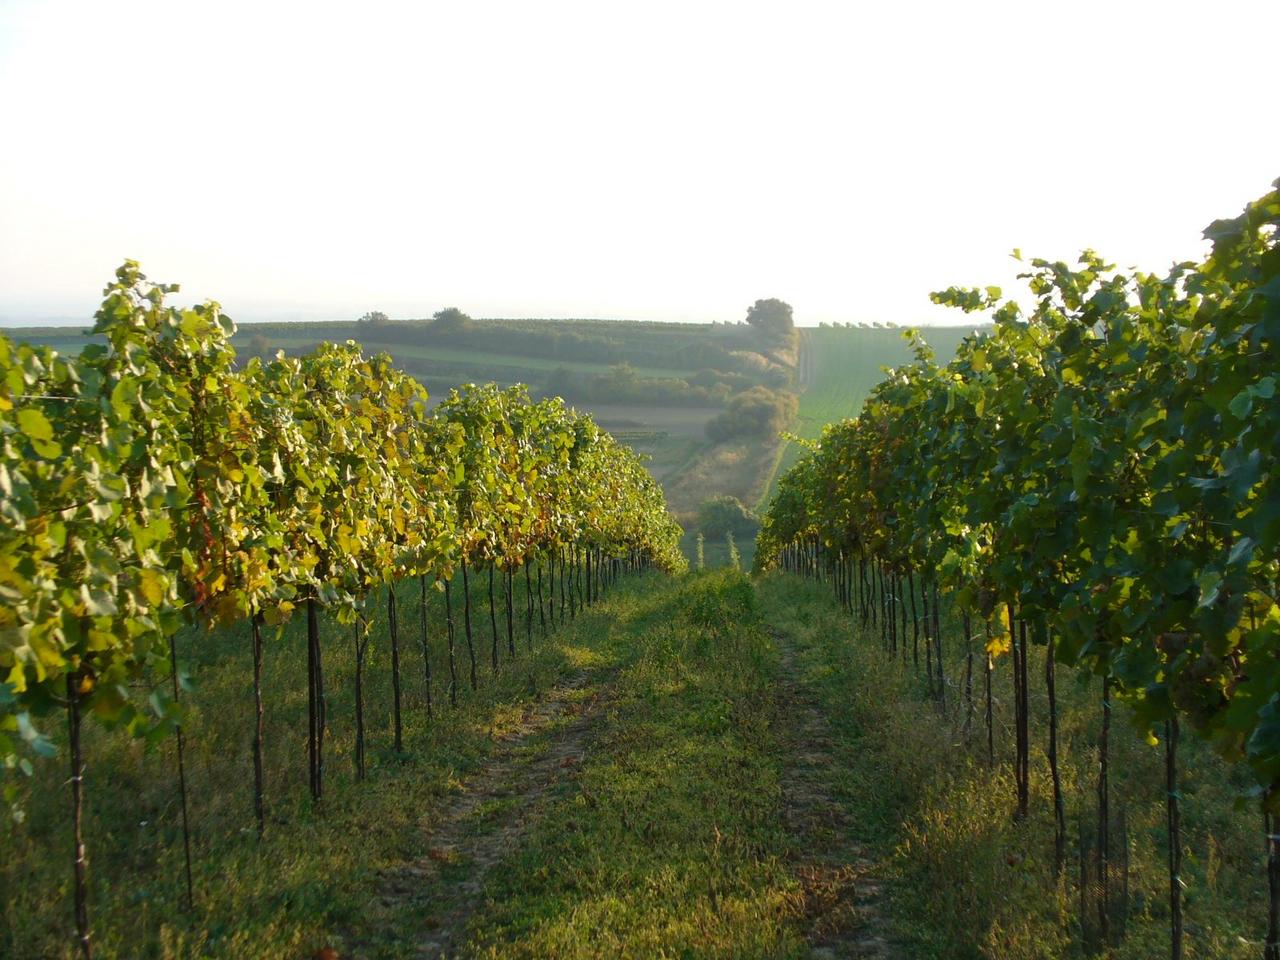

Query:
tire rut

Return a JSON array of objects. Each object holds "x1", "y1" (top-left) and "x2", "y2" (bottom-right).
[
  {"x1": 361, "y1": 671, "x2": 609, "y2": 959},
  {"x1": 798, "y1": 329, "x2": 816, "y2": 390},
  {"x1": 773, "y1": 628, "x2": 899, "y2": 959}
]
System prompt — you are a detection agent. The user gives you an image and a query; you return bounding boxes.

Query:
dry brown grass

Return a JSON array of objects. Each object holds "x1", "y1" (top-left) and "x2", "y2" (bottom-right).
[{"x1": 664, "y1": 435, "x2": 783, "y2": 519}]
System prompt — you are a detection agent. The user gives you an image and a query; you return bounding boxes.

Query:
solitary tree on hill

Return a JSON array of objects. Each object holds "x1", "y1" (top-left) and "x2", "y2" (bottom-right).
[
  {"x1": 432, "y1": 307, "x2": 472, "y2": 335},
  {"x1": 744, "y1": 298, "x2": 794, "y2": 340}
]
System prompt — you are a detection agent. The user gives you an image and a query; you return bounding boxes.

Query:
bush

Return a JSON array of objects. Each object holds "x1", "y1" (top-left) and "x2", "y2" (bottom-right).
[
  {"x1": 705, "y1": 386, "x2": 798, "y2": 442},
  {"x1": 697, "y1": 495, "x2": 759, "y2": 539}
]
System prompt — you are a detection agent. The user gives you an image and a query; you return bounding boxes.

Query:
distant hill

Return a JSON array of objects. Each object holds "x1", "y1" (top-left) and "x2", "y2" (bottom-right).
[{"x1": 2, "y1": 316, "x2": 980, "y2": 542}]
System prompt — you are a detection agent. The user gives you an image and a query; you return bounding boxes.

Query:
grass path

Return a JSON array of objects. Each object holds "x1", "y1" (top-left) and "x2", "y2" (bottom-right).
[
  {"x1": 347, "y1": 571, "x2": 907, "y2": 959},
  {"x1": 771, "y1": 626, "x2": 897, "y2": 959},
  {"x1": 361, "y1": 672, "x2": 611, "y2": 958},
  {"x1": 756, "y1": 573, "x2": 1269, "y2": 960},
  {"x1": 399, "y1": 571, "x2": 805, "y2": 958},
  {"x1": 5, "y1": 569, "x2": 932, "y2": 958}
]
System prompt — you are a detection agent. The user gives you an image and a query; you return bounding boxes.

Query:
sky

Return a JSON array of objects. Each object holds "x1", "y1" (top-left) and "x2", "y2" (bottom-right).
[{"x1": 0, "y1": 0, "x2": 1277, "y2": 328}]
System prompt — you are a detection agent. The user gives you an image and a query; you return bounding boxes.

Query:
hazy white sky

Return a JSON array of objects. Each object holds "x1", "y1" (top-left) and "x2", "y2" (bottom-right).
[{"x1": 1, "y1": 0, "x2": 1276, "y2": 327}]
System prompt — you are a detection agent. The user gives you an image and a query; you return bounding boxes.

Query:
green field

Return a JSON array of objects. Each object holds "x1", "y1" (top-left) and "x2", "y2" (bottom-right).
[
  {"x1": 258, "y1": 336, "x2": 697, "y2": 381},
  {"x1": 758, "y1": 325, "x2": 977, "y2": 509}
]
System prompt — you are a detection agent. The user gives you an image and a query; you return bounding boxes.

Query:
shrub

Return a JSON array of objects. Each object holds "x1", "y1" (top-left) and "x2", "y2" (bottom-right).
[
  {"x1": 697, "y1": 495, "x2": 759, "y2": 540},
  {"x1": 704, "y1": 386, "x2": 797, "y2": 442}
]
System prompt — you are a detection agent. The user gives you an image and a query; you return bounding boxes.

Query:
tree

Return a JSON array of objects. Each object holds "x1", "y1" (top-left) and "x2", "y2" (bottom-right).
[
  {"x1": 357, "y1": 310, "x2": 389, "y2": 327},
  {"x1": 608, "y1": 362, "x2": 637, "y2": 387},
  {"x1": 744, "y1": 298, "x2": 794, "y2": 340},
  {"x1": 432, "y1": 307, "x2": 471, "y2": 335},
  {"x1": 246, "y1": 333, "x2": 271, "y2": 358}
]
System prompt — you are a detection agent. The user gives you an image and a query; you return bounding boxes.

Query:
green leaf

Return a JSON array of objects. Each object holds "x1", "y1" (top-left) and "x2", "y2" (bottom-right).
[
  {"x1": 31, "y1": 437, "x2": 61, "y2": 458},
  {"x1": 1248, "y1": 697, "x2": 1280, "y2": 786},
  {"x1": 1196, "y1": 570, "x2": 1222, "y2": 610},
  {"x1": 16, "y1": 407, "x2": 53, "y2": 442},
  {"x1": 1227, "y1": 537, "x2": 1256, "y2": 567},
  {"x1": 81, "y1": 585, "x2": 118, "y2": 617},
  {"x1": 136, "y1": 569, "x2": 166, "y2": 607},
  {"x1": 110, "y1": 378, "x2": 135, "y2": 421},
  {"x1": 1229, "y1": 388, "x2": 1253, "y2": 419}
]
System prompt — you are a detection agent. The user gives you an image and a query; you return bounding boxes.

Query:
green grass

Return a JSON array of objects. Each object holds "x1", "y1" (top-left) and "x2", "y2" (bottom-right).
[
  {"x1": 3, "y1": 571, "x2": 807, "y2": 959},
  {"x1": 1, "y1": 570, "x2": 648, "y2": 958},
  {"x1": 258, "y1": 336, "x2": 698, "y2": 380},
  {"x1": 756, "y1": 573, "x2": 1266, "y2": 960},
  {"x1": 759, "y1": 325, "x2": 976, "y2": 509},
  {"x1": 620, "y1": 432, "x2": 702, "y2": 484},
  {"x1": 680, "y1": 529, "x2": 756, "y2": 573},
  {"x1": 464, "y1": 570, "x2": 804, "y2": 958},
  {"x1": 10, "y1": 561, "x2": 1261, "y2": 959}
]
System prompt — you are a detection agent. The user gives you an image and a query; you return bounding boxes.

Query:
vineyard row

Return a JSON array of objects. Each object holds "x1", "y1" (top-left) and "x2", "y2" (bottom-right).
[
  {"x1": 0, "y1": 262, "x2": 686, "y2": 957},
  {"x1": 757, "y1": 179, "x2": 1280, "y2": 958}
]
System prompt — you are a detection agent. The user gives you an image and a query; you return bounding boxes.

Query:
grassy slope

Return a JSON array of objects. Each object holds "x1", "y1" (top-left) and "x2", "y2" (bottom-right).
[
  {"x1": 465, "y1": 570, "x2": 800, "y2": 958},
  {"x1": 757, "y1": 573, "x2": 1264, "y2": 960},
  {"x1": 250, "y1": 322, "x2": 782, "y2": 526},
  {"x1": 758, "y1": 325, "x2": 976, "y2": 510},
  {"x1": 3, "y1": 319, "x2": 994, "y2": 555}
]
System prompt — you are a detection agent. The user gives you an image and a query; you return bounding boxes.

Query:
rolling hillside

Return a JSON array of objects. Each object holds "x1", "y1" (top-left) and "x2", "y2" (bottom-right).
[{"x1": 2, "y1": 316, "x2": 978, "y2": 537}]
